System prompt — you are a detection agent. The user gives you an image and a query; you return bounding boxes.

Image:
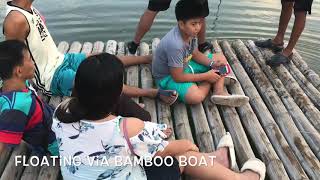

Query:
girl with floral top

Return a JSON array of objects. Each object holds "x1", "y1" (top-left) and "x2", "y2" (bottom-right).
[{"x1": 52, "y1": 53, "x2": 266, "y2": 180}]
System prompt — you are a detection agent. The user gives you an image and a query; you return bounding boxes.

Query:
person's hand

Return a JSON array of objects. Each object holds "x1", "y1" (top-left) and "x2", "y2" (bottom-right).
[
  {"x1": 206, "y1": 70, "x2": 221, "y2": 83},
  {"x1": 189, "y1": 143, "x2": 199, "y2": 152},
  {"x1": 213, "y1": 53, "x2": 228, "y2": 67}
]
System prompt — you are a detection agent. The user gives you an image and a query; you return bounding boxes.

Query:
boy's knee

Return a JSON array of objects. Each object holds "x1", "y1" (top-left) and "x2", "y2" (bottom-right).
[{"x1": 185, "y1": 92, "x2": 206, "y2": 104}]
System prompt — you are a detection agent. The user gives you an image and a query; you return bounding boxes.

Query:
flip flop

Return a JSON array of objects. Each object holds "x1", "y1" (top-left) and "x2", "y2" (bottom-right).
[
  {"x1": 217, "y1": 132, "x2": 237, "y2": 170},
  {"x1": 156, "y1": 89, "x2": 178, "y2": 105},
  {"x1": 254, "y1": 39, "x2": 284, "y2": 52},
  {"x1": 210, "y1": 94, "x2": 249, "y2": 107},
  {"x1": 241, "y1": 158, "x2": 266, "y2": 180},
  {"x1": 266, "y1": 52, "x2": 293, "y2": 67}
]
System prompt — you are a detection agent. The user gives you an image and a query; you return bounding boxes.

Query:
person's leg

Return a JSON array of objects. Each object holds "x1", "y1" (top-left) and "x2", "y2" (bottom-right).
[
  {"x1": 184, "y1": 83, "x2": 211, "y2": 104},
  {"x1": 128, "y1": 0, "x2": 171, "y2": 54},
  {"x1": 133, "y1": 10, "x2": 159, "y2": 45},
  {"x1": 122, "y1": 84, "x2": 177, "y2": 105},
  {"x1": 176, "y1": 151, "x2": 260, "y2": 180},
  {"x1": 282, "y1": 11, "x2": 306, "y2": 56},
  {"x1": 273, "y1": 0, "x2": 294, "y2": 45},
  {"x1": 212, "y1": 76, "x2": 228, "y2": 96},
  {"x1": 113, "y1": 94, "x2": 151, "y2": 122},
  {"x1": 116, "y1": 55, "x2": 152, "y2": 67}
]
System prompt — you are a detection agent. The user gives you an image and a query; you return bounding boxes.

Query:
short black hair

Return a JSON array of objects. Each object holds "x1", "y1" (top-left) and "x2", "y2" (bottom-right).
[
  {"x1": 74, "y1": 53, "x2": 124, "y2": 120},
  {"x1": 175, "y1": 0, "x2": 208, "y2": 21},
  {"x1": 0, "y1": 40, "x2": 28, "y2": 80}
]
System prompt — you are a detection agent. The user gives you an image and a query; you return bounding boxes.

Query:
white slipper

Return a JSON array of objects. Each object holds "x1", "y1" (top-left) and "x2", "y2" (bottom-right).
[
  {"x1": 210, "y1": 94, "x2": 249, "y2": 107},
  {"x1": 224, "y1": 75, "x2": 237, "y2": 86},
  {"x1": 241, "y1": 158, "x2": 266, "y2": 180},
  {"x1": 217, "y1": 132, "x2": 237, "y2": 170}
]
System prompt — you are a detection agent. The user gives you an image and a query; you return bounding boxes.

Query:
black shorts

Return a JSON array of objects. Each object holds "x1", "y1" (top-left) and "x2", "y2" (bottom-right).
[
  {"x1": 283, "y1": 0, "x2": 313, "y2": 14},
  {"x1": 143, "y1": 157, "x2": 181, "y2": 180},
  {"x1": 148, "y1": 0, "x2": 209, "y2": 16}
]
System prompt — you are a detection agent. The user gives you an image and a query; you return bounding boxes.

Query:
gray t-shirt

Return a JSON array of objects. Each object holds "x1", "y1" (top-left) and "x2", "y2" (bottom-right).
[{"x1": 152, "y1": 26, "x2": 198, "y2": 81}]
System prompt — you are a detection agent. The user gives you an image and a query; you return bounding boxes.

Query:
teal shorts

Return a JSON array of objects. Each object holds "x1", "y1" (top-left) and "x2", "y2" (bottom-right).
[
  {"x1": 157, "y1": 54, "x2": 212, "y2": 102},
  {"x1": 51, "y1": 53, "x2": 86, "y2": 96}
]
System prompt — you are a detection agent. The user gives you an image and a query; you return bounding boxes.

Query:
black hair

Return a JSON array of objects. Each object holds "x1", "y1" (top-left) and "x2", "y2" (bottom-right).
[
  {"x1": 56, "y1": 53, "x2": 124, "y2": 123},
  {"x1": 175, "y1": 0, "x2": 208, "y2": 21},
  {"x1": 0, "y1": 40, "x2": 28, "y2": 80}
]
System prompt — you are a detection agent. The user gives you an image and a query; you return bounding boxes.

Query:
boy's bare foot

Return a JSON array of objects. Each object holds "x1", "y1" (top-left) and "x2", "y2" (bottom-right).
[{"x1": 162, "y1": 127, "x2": 173, "y2": 139}]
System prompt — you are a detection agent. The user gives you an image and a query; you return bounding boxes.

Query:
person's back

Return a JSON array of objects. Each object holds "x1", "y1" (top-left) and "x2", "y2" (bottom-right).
[
  {"x1": 0, "y1": 40, "x2": 57, "y2": 155},
  {"x1": 4, "y1": 1, "x2": 64, "y2": 95}
]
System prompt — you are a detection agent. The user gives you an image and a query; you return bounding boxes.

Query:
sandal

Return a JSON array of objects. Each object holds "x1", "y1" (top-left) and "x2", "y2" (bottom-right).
[
  {"x1": 254, "y1": 39, "x2": 284, "y2": 53},
  {"x1": 266, "y1": 52, "x2": 293, "y2": 67},
  {"x1": 241, "y1": 158, "x2": 266, "y2": 180},
  {"x1": 217, "y1": 132, "x2": 237, "y2": 170},
  {"x1": 156, "y1": 89, "x2": 178, "y2": 105}
]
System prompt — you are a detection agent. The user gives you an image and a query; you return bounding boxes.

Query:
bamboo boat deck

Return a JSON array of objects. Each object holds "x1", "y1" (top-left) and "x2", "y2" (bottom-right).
[{"x1": 0, "y1": 39, "x2": 320, "y2": 180}]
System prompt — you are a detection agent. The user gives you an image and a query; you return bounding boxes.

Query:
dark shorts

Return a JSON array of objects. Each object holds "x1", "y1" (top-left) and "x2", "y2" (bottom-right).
[
  {"x1": 148, "y1": 0, "x2": 209, "y2": 16},
  {"x1": 283, "y1": 0, "x2": 313, "y2": 14},
  {"x1": 144, "y1": 157, "x2": 181, "y2": 180}
]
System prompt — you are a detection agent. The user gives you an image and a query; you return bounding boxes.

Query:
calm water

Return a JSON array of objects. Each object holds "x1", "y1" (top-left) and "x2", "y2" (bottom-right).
[{"x1": 0, "y1": 0, "x2": 319, "y2": 73}]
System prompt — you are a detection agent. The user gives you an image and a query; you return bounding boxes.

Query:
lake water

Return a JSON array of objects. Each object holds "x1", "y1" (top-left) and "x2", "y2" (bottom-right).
[{"x1": 0, "y1": 0, "x2": 319, "y2": 73}]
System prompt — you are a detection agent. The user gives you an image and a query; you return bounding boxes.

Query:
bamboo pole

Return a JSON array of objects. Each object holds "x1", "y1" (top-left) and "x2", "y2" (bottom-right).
[
  {"x1": 220, "y1": 40, "x2": 307, "y2": 179},
  {"x1": 259, "y1": 48, "x2": 320, "y2": 132},
  {"x1": 1, "y1": 142, "x2": 30, "y2": 180},
  {"x1": 0, "y1": 147, "x2": 12, "y2": 175},
  {"x1": 218, "y1": 40, "x2": 290, "y2": 179},
  {"x1": 37, "y1": 155, "x2": 60, "y2": 180},
  {"x1": 285, "y1": 58, "x2": 320, "y2": 107},
  {"x1": 105, "y1": 40, "x2": 117, "y2": 55},
  {"x1": 81, "y1": 42, "x2": 93, "y2": 56},
  {"x1": 92, "y1": 41, "x2": 104, "y2": 54},
  {"x1": 291, "y1": 49, "x2": 320, "y2": 91},
  {"x1": 246, "y1": 40, "x2": 320, "y2": 159},
  {"x1": 140, "y1": 42, "x2": 157, "y2": 123},
  {"x1": 20, "y1": 153, "x2": 42, "y2": 180},
  {"x1": 189, "y1": 104, "x2": 215, "y2": 152},
  {"x1": 231, "y1": 39, "x2": 320, "y2": 179},
  {"x1": 172, "y1": 102, "x2": 194, "y2": 142}
]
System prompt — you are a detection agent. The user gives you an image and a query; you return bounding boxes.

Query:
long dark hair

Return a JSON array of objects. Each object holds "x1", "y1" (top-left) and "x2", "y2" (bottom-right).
[{"x1": 55, "y1": 53, "x2": 124, "y2": 123}]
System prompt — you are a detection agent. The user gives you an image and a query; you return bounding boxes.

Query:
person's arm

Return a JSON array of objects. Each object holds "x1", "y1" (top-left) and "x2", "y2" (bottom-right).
[
  {"x1": 0, "y1": 142, "x2": 5, "y2": 154},
  {"x1": 192, "y1": 48, "x2": 228, "y2": 68},
  {"x1": 155, "y1": 140, "x2": 199, "y2": 157},
  {"x1": 3, "y1": 11, "x2": 29, "y2": 41}
]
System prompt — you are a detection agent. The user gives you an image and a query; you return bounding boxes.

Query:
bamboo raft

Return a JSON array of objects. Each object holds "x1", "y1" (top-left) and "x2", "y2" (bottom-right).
[{"x1": 0, "y1": 39, "x2": 320, "y2": 180}]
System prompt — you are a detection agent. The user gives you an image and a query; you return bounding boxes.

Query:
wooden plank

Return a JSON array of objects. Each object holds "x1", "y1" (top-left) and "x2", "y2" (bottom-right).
[
  {"x1": 0, "y1": 147, "x2": 12, "y2": 175},
  {"x1": 246, "y1": 40, "x2": 320, "y2": 159},
  {"x1": 117, "y1": 42, "x2": 125, "y2": 56},
  {"x1": 220, "y1": 40, "x2": 307, "y2": 179},
  {"x1": 92, "y1": 41, "x2": 105, "y2": 54},
  {"x1": 139, "y1": 42, "x2": 157, "y2": 123},
  {"x1": 231, "y1": 39, "x2": 320, "y2": 179},
  {"x1": 20, "y1": 153, "x2": 42, "y2": 180},
  {"x1": 259, "y1": 48, "x2": 320, "y2": 132},
  {"x1": 220, "y1": 41, "x2": 289, "y2": 179},
  {"x1": 189, "y1": 104, "x2": 215, "y2": 152},
  {"x1": 81, "y1": 42, "x2": 93, "y2": 55},
  {"x1": 1, "y1": 142, "x2": 30, "y2": 180},
  {"x1": 291, "y1": 49, "x2": 320, "y2": 91},
  {"x1": 37, "y1": 155, "x2": 60, "y2": 180}
]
